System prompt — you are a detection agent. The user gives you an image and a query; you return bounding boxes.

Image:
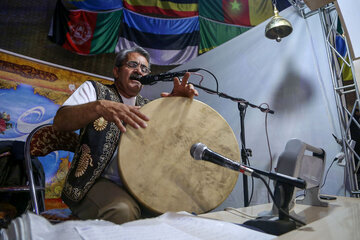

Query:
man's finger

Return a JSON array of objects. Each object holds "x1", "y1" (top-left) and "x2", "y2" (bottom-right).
[
  {"x1": 161, "y1": 92, "x2": 171, "y2": 97},
  {"x1": 129, "y1": 112, "x2": 148, "y2": 128},
  {"x1": 130, "y1": 107, "x2": 150, "y2": 121},
  {"x1": 173, "y1": 77, "x2": 181, "y2": 86},
  {"x1": 181, "y1": 72, "x2": 191, "y2": 86},
  {"x1": 114, "y1": 118, "x2": 126, "y2": 133},
  {"x1": 122, "y1": 114, "x2": 141, "y2": 129}
]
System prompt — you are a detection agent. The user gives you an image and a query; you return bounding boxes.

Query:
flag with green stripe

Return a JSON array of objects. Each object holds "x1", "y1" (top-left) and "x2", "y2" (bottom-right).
[
  {"x1": 123, "y1": 0, "x2": 198, "y2": 17},
  {"x1": 199, "y1": 0, "x2": 273, "y2": 26},
  {"x1": 199, "y1": 17, "x2": 250, "y2": 54},
  {"x1": 49, "y1": 1, "x2": 122, "y2": 55}
]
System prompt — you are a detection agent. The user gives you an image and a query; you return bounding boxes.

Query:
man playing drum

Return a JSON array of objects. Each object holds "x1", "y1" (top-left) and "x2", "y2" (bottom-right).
[{"x1": 53, "y1": 46, "x2": 198, "y2": 224}]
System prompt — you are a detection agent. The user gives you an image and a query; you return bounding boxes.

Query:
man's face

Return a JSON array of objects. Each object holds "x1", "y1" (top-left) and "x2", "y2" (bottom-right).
[{"x1": 113, "y1": 52, "x2": 150, "y2": 98}]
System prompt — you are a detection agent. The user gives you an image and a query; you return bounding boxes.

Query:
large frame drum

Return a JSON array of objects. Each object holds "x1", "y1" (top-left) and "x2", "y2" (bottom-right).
[{"x1": 118, "y1": 97, "x2": 240, "y2": 214}]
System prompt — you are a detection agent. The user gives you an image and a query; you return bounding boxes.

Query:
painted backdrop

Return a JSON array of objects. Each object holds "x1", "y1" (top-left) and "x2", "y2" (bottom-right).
[{"x1": 0, "y1": 50, "x2": 113, "y2": 200}]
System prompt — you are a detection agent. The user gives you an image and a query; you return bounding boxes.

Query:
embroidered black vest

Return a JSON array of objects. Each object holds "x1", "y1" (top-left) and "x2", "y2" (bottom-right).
[{"x1": 61, "y1": 81, "x2": 149, "y2": 206}]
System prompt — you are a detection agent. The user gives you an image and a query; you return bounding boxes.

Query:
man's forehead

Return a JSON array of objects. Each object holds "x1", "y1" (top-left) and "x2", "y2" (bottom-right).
[{"x1": 127, "y1": 52, "x2": 148, "y2": 64}]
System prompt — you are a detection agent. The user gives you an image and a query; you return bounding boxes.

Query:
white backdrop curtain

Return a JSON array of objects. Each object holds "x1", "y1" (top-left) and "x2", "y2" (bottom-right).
[{"x1": 141, "y1": 7, "x2": 344, "y2": 209}]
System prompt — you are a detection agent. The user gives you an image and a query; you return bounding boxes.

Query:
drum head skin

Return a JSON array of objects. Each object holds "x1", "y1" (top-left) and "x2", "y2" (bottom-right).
[{"x1": 118, "y1": 97, "x2": 240, "y2": 214}]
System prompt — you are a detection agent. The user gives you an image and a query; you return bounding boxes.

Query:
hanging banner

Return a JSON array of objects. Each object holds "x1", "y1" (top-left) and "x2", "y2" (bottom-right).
[
  {"x1": 199, "y1": 17, "x2": 250, "y2": 54},
  {"x1": 123, "y1": 0, "x2": 198, "y2": 17},
  {"x1": 63, "y1": 0, "x2": 123, "y2": 11},
  {"x1": 199, "y1": 0, "x2": 274, "y2": 26},
  {"x1": 49, "y1": 0, "x2": 123, "y2": 55},
  {"x1": 116, "y1": 9, "x2": 199, "y2": 65}
]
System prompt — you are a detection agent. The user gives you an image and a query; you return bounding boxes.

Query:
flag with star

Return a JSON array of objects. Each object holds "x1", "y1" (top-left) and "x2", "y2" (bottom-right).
[{"x1": 199, "y1": 0, "x2": 274, "y2": 26}]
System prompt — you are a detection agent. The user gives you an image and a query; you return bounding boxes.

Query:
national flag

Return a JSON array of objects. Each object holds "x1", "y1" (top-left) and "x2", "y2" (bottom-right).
[
  {"x1": 49, "y1": 0, "x2": 122, "y2": 55},
  {"x1": 63, "y1": 0, "x2": 123, "y2": 11},
  {"x1": 336, "y1": 35, "x2": 353, "y2": 81},
  {"x1": 199, "y1": 17, "x2": 250, "y2": 54},
  {"x1": 336, "y1": 18, "x2": 353, "y2": 81},
  {"x1": 275, "y1": 0, "x2": 291, "y2": 11},
  {"x1": 123, "y1": 0, "x2": 198, "y2": 17},
  {"x1": 199, "y1": 0, "x2": 274, "y2": 27},
  {"x1": 116, "y1": 9, "x2": 199, "y2": 65}
]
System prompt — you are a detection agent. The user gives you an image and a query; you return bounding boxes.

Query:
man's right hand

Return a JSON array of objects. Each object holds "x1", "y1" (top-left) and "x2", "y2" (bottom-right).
[
  {"x1": 53, "y1": 100, "x2": 149, "y2": 133},
  {"x1": 96, "y1": 100, "x2": 149, "y2": 133}
]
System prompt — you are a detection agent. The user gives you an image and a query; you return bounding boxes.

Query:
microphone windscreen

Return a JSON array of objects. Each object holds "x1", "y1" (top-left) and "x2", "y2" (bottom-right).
[{"x1": 190, "y1": 143, "x2": 207, "y2": 160}]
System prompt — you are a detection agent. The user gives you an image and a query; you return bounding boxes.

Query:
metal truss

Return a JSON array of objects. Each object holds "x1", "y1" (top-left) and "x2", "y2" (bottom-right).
[{"x1": 289, "y1": 1, "x2": 360, "y2": 196}]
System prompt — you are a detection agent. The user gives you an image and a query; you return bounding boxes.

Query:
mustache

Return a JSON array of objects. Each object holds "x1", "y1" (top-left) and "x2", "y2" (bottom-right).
[{"x1": 130, "y1": 73, "x2": 142, "y2": 80}]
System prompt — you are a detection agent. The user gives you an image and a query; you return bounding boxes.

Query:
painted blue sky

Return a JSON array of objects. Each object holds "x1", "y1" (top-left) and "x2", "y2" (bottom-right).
[
  {"x1": 0, "y1": 83, "x2": 72, "y2": 183},
  {"x1": 0, "y1": 83, "x2": 60, "y2": 139}
]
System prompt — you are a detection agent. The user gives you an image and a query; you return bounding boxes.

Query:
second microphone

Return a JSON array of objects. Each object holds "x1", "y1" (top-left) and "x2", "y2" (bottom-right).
[{"x1": 139, "y1": 69, "x2": 200, "y2": 85}]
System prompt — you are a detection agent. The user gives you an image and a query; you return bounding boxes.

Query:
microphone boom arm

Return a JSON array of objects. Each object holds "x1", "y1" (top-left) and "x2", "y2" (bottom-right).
[
  {"x1": 189, "y1": 82, "x2": 274, "y2": 114},
  {"x1": 251, "y1": 167, "x2": 306, "y2": 189},
  {"x1": 190, "y1": 143, "x2": 306, "y2": 189},
  {"x1": 144, "y1": 75, "x2": 274, "y2": 114},
  {"x1": 213, "y1": 157, "x2": 306, "y2": 189}
]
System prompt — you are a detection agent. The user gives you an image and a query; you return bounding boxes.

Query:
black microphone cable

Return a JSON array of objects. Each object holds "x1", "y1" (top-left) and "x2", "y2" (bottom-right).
[
  {"x1": 195, "y1": 68, "x2": 219, "y2": 93},
  {"x1": 320, "y1": 157, "x2": 338, "y2": 189}
]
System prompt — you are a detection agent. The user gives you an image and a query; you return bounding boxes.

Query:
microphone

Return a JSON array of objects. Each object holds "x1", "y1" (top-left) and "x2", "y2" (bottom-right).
[
  {"x1": 190, "y1": 143, "x2": 306, "y2": 189},
  {"x1": 190, "y1": 142, "x2": 254, "y2": 176},
  {"x1": 139, "y1": 68, "x2": 201, "y2": 85}
]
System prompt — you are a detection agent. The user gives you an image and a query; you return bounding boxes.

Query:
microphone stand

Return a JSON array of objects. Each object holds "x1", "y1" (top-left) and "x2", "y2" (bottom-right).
[
  {"x1": 191, "y1": 142, "x2": 307, "y2": 235},
  {"x1": 155, "y1": 79, "x2": 274, "y2": 207},
  {"x1": 158, "y1": 77, "x2": 303, "y2": 235},
  {"x1": 185, "y1": 76, "x2": 304, "y2": 235},
  {"x1": 191, "y1": 83, "x2": 274, "y2": 114},
  {"x1": 189, "y1": 82, "x2": 274, "y2": 207},
  {"x1": 238, "y1": 102, "x2": 249, "y2": 207},
  {"x1": 154, "y1": 79, "x2": 274, "y2": 114}
]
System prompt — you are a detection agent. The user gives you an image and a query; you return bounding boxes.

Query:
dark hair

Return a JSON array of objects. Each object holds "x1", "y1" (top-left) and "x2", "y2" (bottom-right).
[{"x1": 114, "y1": 46, "x2": 151, "y2": 68}]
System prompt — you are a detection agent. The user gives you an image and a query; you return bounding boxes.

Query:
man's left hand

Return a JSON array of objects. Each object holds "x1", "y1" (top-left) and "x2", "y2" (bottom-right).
[{"x1": 160, "y1": 72, "x2": 199, "y2": 99}]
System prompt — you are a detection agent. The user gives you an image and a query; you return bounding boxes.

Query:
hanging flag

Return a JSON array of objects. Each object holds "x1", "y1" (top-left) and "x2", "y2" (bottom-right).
[
  {"x1": 49, "y1": 1, "x2": 122, "y2": 55},
  {"x1": 63, "y1": 0, "x2": 123, "y2": 11},
  {"x1": 275, "y1": 0, "x2": 291, "y2": 11},
  {"x1": 336, "y1": 35, "x2": 353, "y2": 81},
  {"x1": 199, "y1": 17, "x2": 250, "y2": 54},
  {"x1": 249, "y1": 0, "x2": 275, "y2": 26},
  {"x1": 199, "y1": 0, "x2": 273, "y2": 27},
  {"x1": 123, "y1": 0, "x2": 198, "y2": 17},
  {"x1": 335, "y1": 18, "x2": 352, "y2": 81},
  {"x1": 116, "y1": 9, "x2": 199, "y2": 65}
]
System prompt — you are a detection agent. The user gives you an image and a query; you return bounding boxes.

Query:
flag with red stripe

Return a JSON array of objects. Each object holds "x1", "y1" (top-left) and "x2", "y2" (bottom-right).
[
  {"x1": 49, "y1": 0, "x2": 122, "y2": 55},
  {"x1": 199, "y1": 0, "x2": 274, "y2": 27},
  {"x1": 123, "y1": 0, "x2": 198, "y2": 17}
]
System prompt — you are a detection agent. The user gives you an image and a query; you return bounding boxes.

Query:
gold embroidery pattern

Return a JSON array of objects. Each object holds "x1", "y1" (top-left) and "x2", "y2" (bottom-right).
[
  {"x1": 64, "y1": 82, "x2": 149, "y2": 202},
  {"x1": 93, "y1": 117, "x2": 108, "y2": 131},
  {"x1": 74, "y1": 144, "x2": 93, "y2": 177}
]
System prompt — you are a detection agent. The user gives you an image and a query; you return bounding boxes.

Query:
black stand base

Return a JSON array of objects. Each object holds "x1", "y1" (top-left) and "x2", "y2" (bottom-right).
[{"x1": 243, "y1": 217, "x2": 297, "y2": 236}]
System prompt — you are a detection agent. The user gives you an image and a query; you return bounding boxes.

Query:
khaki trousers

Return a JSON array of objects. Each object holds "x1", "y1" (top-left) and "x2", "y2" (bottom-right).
[{"x1": 69, "y1": 178, "x2": 141, "y2": 224}]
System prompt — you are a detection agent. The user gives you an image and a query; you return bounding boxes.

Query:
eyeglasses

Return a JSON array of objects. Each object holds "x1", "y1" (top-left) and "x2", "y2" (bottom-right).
[{"x1": 124, "y1": 61, "x2": 151, "y2": 74}]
